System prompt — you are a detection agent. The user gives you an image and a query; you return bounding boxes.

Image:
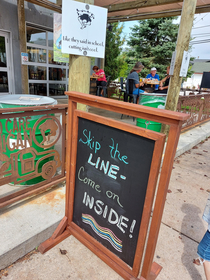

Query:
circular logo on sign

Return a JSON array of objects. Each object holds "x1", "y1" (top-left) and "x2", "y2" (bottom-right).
[{"x1": 33, "y1": 115, "x2": 61, "y2": 148}]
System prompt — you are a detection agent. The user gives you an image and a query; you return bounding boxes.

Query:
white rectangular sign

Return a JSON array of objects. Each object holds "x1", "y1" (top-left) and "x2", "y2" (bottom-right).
[
  {"x1": 169, "y1": 51, "x2": 176, "y2": 76},
  {"x1": 21, "y1": 52, "x2": 28, "y2": 64},
  {"x1": 179, "y1": 51, "x2": 190, "y2": 77},
  {"x1": 62, "y1": 0, "x2": 108, "y2": 58}
]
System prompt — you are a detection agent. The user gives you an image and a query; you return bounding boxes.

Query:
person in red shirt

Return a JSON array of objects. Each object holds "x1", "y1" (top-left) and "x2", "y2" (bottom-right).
[{"x1": 92, "y1": 66, "x2": 107, "y2": 97}]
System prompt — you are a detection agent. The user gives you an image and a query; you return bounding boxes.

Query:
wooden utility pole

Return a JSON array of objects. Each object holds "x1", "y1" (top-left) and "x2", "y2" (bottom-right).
[
  {"x1": 161, "y1": 0, "x2": 197, "y2": 135},
  {"x1": 17, "y1": 0, "x2": 29, "y2": 94},
  {"x1": 68, "y1": 0, "x2": 94, "y2": 111}
]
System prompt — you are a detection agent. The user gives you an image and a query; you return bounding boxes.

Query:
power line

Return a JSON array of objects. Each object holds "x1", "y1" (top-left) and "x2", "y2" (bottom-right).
[
  {"x1": 190, "y1": 39, "x2": 210, "y2": 45},
  {"x1": 191, "y1": 35, "x2": 210, "y2": 40},
  {"x1": 192, "y1": 24, "x2": 210, "y2": 29},
  {"x1": 192, "y1": 33, "x2": 210, "y2": 36},
  {"x1": 193, "y1": 14, "x2": 208, "y2": 26}
]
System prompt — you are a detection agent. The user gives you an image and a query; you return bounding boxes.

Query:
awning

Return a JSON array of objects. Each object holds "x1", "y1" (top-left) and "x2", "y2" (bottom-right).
[{"x1": 26, "y1": 0, "x2": 210, "y2": 22}]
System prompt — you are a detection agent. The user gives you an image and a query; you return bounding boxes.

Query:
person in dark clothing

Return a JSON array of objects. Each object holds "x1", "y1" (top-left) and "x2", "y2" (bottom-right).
[
  {"x1": 155, "y1": 66, "x2": 170, "y2": 94},
  {"x1": 125, "y1": 61, "x2": 145, "y2": 103}
]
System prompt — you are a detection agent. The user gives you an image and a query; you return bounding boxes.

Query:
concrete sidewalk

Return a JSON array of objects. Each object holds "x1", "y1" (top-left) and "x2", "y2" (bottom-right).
[{"x1": 0, "y1": 106, "x2": 210, "y2": 279}]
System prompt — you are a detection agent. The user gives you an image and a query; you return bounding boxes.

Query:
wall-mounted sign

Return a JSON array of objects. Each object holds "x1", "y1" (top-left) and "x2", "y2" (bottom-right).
[
  {"x1": 61, "y1": 0, "x2": 107, "y2": 58},
  {"x1": 53, "y1": 13, "x2": 69, "y2": 63},
  {"x1": 179, "y1": 51, "x2": 190, "y2": 77},
  {"x1": 169, "y1": 51, "x2": 176, "y2": 76},
  {"x1": 21, "y1": 53, "x2": 28, "y2": 64}
]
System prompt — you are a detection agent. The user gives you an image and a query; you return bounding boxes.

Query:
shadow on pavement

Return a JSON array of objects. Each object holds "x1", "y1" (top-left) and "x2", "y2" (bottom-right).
[{"x1": 181, "y1": 203, "x2": 204, "y2": 280}]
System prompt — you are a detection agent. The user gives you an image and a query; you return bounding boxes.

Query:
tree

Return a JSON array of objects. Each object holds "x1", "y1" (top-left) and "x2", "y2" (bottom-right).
[
  {"x1": 126, "y1": 18, "x2": 179, "y2": 79},
  {"x1": 116, "y1": 52, "x2": 128, "y2": 79},
  {"x1": 104, "y1": 23, "x2": 125, "y2": 81}
]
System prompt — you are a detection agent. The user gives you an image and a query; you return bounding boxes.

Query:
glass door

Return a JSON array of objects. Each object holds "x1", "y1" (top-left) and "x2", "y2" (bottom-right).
[{"x1": 0, "y1": 31, "x2": 12, "y2": 94}]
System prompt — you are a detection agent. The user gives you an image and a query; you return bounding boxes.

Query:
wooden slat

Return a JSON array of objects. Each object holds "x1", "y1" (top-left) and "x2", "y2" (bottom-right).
[
  {"x1": 65, "y1": 100, "x2": 77, "y2": 218},
  {"x1": 0, "y1": 176, "x2": 66, "y2": 208},
  {"x1": 132, "y1": 135, "x2": 165, "y2": 277},
  {"x1": 0, "y1": 104, "x2": 67, "y2": 114},
  {"x1": 24, "y1": 0, "x2": 210, "y2": 22},
  {"x1": 65, "y1": 91, "x2": 189, "y2": 125},
  {"x1": 75, "y1": 110, "x2": 165, "y2": 141},
  {"x1": 141, "y1": 123, "x2": 182, "y2": 279},
  {"x1": 51, "y1": 216, "x2": 68, "y2": 239},
  {"x1": 38, "y1": 228, "x2": 71, "y2": 254},
  {"x1": 108, "y1": 5, "x2": 210, "y2": 22},
  {"x1": 105, "y1": 0, "x2": 182, "y2": 13}
]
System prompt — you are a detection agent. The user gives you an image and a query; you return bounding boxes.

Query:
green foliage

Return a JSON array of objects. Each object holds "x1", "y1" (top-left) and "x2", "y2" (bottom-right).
[
  {"x1": 104, "y1": 23, "x2": 125, "y2": 81},
  {"x1": 116, "y1": 53, "x2": 129, "y2": 79},
  {"x1": 125, "y1": 18, "x2": 179, "y2": 79}
]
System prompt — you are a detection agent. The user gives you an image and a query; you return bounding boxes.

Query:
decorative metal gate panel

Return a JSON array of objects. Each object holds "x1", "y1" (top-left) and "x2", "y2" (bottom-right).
[
  {"x1": 177, "y1": 94, "x2": 210, "y2": 130},
  {"x1": 0, "y1": 104, "x2": 67, "y2": 208}
]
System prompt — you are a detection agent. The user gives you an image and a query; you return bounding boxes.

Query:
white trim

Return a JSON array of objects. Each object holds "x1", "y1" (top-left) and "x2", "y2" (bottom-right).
[{"x1": 0, "y1": 30, "x2": 15, "y2": 94}]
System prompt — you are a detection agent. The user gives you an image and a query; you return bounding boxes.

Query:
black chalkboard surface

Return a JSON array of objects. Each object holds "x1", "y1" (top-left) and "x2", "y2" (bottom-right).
[{"x1": 73, "y1": 117, "x2": 155, "y2": 267}]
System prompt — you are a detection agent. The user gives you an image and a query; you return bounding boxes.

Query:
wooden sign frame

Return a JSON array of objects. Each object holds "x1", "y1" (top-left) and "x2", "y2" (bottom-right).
[{"x1": 39, "y1": 92, "x2": 189, "y2": 280}]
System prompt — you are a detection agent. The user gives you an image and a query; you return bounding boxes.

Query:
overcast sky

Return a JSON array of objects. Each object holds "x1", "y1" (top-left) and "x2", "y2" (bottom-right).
[{"x1": 122, "y1": 13, "x2": 210, "y2": 60}]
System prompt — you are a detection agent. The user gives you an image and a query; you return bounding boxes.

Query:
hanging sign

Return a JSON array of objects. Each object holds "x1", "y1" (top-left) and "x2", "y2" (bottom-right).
[
  {"x1": 53, "y1": 13, "x2": 69, "y2": 63},
  {"x1": 61, "y1": 0, "x2": 107, "y2": 58},
  {"x1": 179, "y1": 51, "x2": 190, "y2": 77},
  {"x1": 169, "y1": 51, "x2": 176, "y2": 76}
]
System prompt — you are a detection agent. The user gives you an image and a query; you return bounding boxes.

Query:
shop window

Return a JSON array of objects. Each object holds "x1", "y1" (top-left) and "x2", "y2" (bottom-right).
[
  {"x1": 0, "y1": 72, "x2": 8, "y2": 92},
  {"x1": 48, "y1": 32, "x2": 53, "y2": 47},
  {"x1": 27, "y1": 26, "x2": 46, "y2": 46},
  {"x1": 49, "y1": 68, "x2": 66, "y2": 81},
  {"x1": 29, "y1": 83, "x2": 47, "y2": 95},
  {"x1": 49, "y1": 84, "x2": 66, "y2": 96},
  {"x1": 27, "y1": 47, "x2": 46, "y2": 63},
  {"x1": 48, "y1": 50, "x2": 66, "y2": 66},
  {"x1": 28, "y1": 66, "x2": 47, "y2": 80},
  {"x1": 0, "y1": 36, "x2": 7, "y2": 67},
  {"x1": 27, "y1": 24, "x2": 68, "y2": 96}
]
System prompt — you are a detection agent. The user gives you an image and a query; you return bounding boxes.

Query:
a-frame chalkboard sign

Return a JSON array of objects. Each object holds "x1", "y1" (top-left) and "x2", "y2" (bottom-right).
[{"x1": 39, "y1": 92, "x2": 189, "y2": 280}]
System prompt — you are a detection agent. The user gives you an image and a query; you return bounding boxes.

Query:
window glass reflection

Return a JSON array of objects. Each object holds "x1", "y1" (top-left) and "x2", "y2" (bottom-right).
[
  {"x1": 0, "y1": 36, "x2": 7, "y2": 67},
  {"x1": 49, "y1": 84, "x2": 66, "y2": 96},
  {"x1": 27, "y1": 47, "x2": 46, "y2": 63},
  {"x1": 0, "y1": 71, "x2": 8, "y2": 92},
  {"x1": 48, "y1": 50, "x2": 66, "y2": 66},
  {"x1": 27, "y1": 26, "x2": 46, "y2": 46},
  {"x1": 29, "y1": 83, "x2": 47, "y2": 95},
  {"x1": 48, "y1": 32, "x2": 53, "y2": 47},
  {"x1": 28, "y1": 66, "x2": 47, "y2": 80},
  {"x1": 49, "y1": 68, "x2": 66, "y2": 81}
]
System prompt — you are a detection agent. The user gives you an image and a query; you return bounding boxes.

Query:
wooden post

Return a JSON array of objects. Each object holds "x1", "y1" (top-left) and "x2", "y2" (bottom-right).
[
  {"x1": 17, "y1": 0, "x2": 29, "y2": 94},
  {"x1": 68, "y1": 0, "x2": 94, "y2": 111},
  {"x1": 161, "y1": 0, "x2": 197, "y2": 135},
  {"x1": 100, "y1": 58, "x2": 105, "y2": 70}
]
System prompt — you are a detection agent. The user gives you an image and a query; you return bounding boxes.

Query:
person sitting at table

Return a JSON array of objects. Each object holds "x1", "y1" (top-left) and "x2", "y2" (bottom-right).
[
  {"x1": 155, "y1": 66, "x2": 170, "y2": 94},
  {"x1": 125, "y1": 61, "x2": 145, "y2": 103},
  {"x1": 145, "y1": 67, "x2": 160, "y2": 90},
  {"x1": 92, "y1": 66, "x2": 107, "y2": 97}
]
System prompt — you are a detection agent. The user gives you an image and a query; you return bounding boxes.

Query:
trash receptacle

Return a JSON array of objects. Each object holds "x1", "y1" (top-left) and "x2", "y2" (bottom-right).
[
  {"x1": 136, "y1": 93, "x2": 167, "y2": 132},
  {"x1": 0, "y1": 94, "x2": 57, "y2": 185}
]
